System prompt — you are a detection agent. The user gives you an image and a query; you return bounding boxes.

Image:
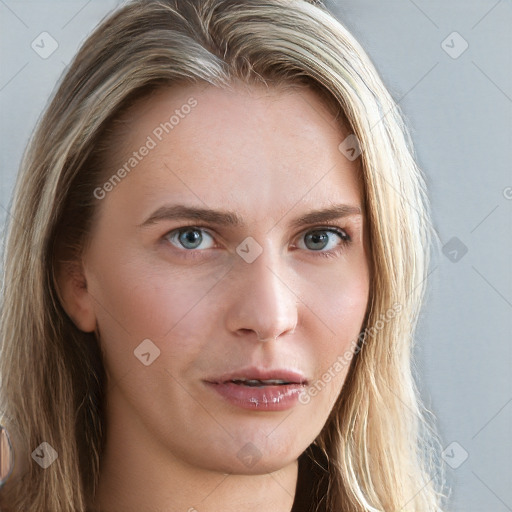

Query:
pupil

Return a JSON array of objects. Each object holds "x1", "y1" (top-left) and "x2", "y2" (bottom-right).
[{"x1": 306, "y1": 231, "x2": 328, "y2": 250}]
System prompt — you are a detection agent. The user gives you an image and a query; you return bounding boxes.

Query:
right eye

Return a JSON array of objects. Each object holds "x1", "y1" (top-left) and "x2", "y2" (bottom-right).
[{"x1": 164, "y1": 226, "x2": 216, "y2": 251}]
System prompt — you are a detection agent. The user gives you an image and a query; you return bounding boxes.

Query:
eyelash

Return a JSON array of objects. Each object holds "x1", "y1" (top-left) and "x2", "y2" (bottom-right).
[{"x1": 162, "y1": 223, "x2": 352, "y2": 261}]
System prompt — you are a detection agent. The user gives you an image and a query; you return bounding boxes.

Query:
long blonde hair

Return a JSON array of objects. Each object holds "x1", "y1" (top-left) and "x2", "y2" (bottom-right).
[{"x1": 0, "y1": 0, "x2": 446, "y2": 510}]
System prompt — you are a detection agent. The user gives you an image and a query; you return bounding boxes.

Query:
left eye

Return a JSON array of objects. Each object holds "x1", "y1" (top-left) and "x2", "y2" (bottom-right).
[
  {"x1": 165, "y1": 227, "x2": 215, "y2": 250},
  {"x1": 296, "y1": 228, "x2": 350, "y2": 252}
]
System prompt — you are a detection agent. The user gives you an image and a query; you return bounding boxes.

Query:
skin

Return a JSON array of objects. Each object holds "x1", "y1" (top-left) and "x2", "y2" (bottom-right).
[{"x1": 58, "y1": 81, "x2": 370, "y2": 512}]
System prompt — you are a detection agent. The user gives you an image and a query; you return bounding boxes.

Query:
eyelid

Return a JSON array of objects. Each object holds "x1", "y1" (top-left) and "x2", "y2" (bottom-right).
[
  {"x1": 302, "y1": 221, "x2": 351, "y2": 235},
  {"x1": 163, "y1": 222, "x2": 351, "y2": 240},
  {"x1": 297, "y1": 222, "x2": 352, "y2": 243}
]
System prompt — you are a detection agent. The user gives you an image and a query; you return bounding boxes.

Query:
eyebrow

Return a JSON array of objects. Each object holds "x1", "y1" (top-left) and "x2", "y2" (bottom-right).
[{"x1": 137, "y1": 203, "x2": 362, "y2": 230}]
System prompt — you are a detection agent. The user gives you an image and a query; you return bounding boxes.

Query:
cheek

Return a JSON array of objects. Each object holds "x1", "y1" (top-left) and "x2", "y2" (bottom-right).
[
  {"x1": 302, "y1": 259, "x2": 369, "y2": 405},
  {"x1": 307, "y1": 252, "x2": 369, "y2": 344},
  {"x1": 88, "y1": 256, "x2": 222, "y2": 372}
]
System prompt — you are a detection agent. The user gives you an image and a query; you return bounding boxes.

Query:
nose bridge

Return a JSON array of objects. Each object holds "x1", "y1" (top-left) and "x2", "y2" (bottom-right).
[{"x1": 228, "y1": 239, "x2": 298, "y2": 341}]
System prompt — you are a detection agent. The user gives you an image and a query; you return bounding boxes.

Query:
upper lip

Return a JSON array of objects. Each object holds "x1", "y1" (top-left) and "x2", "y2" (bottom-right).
[{"x1": 206, "y1": 367, "x2": 308, "y2": 385}]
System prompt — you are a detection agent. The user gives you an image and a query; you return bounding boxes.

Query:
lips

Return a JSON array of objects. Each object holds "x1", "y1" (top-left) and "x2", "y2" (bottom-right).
[{"x1": 203, "y1": 367, "x2": 308, "y2": 411}]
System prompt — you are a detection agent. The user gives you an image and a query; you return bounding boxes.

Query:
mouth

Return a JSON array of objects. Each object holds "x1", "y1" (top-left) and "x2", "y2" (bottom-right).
[
  {"x1": 203, "y1": 368, "x2": 308, "y2": 410},
  {"x1": 228, "y1": 378, "x2": 298, "y2": 387},
  {"x1": 206, "y1": 368, "x2": 308, "y2": 387}
]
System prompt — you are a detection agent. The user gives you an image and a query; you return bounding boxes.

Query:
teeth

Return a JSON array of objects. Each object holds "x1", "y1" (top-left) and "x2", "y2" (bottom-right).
[{"x1": 231, "y1": 378, "x2": 291, "y2": 386}]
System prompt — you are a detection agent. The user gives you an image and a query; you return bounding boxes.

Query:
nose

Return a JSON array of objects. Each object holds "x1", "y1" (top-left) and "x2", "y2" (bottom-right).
[{"x1": 225, "y1": 245, "x2": 298, "y2": 343}]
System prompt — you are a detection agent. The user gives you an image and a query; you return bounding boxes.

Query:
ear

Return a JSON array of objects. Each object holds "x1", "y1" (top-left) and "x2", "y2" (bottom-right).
[{"x1": 54, "y1": 259, "x2": 97, "y2": 333}]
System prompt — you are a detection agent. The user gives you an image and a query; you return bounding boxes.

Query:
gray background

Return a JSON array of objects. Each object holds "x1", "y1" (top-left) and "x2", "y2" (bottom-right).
[{"x1": 0, "y1": 1, "x2": 511, "y2": 510}]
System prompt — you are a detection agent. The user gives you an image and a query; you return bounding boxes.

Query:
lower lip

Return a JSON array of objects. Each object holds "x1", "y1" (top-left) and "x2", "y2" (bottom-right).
[{"x1": 204, "y1": 381, "x2": 305, "y2": 411}]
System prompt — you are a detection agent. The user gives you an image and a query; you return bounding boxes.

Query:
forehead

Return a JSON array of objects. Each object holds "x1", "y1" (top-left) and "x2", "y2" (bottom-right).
[{"x1": 99, "y1": 82, "x2": 364, "y2": 222}]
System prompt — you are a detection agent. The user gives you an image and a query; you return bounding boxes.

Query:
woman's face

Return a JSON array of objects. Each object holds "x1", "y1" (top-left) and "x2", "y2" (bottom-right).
[{"x1": 75, "y1": 82, "x2": 370, "y2": 474}]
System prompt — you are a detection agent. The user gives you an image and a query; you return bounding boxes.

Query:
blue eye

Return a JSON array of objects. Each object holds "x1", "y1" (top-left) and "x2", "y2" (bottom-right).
[
  {"x1": 165, "y1": 227, "x2": 215, "y2": 250},
  {"x1": 298, "y1": 228, "x2": 351, "y2": 253}
]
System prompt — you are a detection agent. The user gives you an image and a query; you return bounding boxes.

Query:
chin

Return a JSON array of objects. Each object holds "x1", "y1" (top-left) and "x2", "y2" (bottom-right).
[{"x1": 209, "y1": 451, "x2": 299, "y2": 476}]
